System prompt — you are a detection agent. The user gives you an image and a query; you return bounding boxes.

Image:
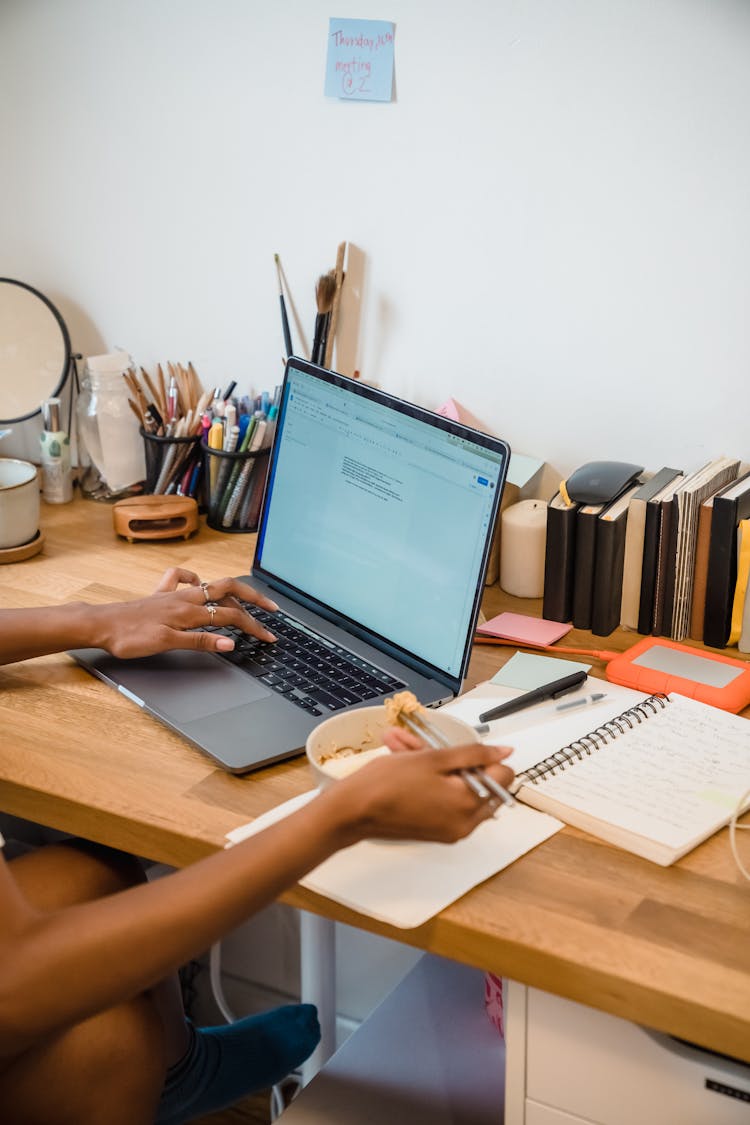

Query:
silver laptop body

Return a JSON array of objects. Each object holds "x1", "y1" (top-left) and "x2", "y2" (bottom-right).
[{"x1": 71, "y1": 360, "x2": 510, "y2": 772}]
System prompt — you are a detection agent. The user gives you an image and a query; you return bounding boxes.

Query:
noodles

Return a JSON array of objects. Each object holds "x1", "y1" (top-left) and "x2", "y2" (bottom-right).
[{"x1": 383, "y1": 690, "x2": 424, "y2": 725}]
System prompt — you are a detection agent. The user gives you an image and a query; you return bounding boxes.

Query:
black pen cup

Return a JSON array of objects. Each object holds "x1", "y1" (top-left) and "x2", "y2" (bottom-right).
[
  {"x1": 141, "y1": 429, "x2": 203, "y2": 497},
  {"x1": 203, "y1": 445, "x2": 270, "y2": 532}
]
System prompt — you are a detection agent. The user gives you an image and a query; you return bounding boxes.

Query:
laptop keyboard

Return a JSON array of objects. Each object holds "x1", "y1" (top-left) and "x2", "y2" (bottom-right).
[{"x1": 206, "y1": 605, "x2": 406, "y2": 717}]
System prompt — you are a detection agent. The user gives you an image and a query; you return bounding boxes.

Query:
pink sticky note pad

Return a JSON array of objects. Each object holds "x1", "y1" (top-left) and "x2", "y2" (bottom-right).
[
  {"x1": 437, "y1": 397, "x2": 462, "y2": 422},
  {"x1": 477, "y1": 612, "x2": 571, "y2": 646}
]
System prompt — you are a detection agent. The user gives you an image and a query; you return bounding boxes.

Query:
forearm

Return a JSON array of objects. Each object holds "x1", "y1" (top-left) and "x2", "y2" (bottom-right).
[
  {"x1": 0, "y1": 603, "x2": 108, "y2": 665},
  {"x1": 0, "y1": 788, "x2": 356, "y2": 1056}
]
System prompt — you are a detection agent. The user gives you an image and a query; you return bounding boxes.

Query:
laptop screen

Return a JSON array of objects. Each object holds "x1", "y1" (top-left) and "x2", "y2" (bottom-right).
[{"x1": 254, "y1": 362, "x2": 509, "y2": 686}]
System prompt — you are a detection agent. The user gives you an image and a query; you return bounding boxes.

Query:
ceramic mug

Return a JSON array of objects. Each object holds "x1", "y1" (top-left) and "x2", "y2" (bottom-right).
[{"x1": 0, "y1": 458, "x2": 40, "y2": 549}]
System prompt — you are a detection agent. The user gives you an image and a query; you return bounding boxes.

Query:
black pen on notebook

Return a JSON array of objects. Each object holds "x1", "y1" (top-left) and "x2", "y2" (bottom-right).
[{"x1": 478, "y1": 670, "x2": 587, "y2": 724}]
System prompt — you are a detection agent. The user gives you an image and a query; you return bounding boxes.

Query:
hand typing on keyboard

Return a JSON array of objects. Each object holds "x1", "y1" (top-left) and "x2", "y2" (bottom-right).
[
  {"x1": 214, "y1": 603, "x2": 406, "y2": 717},
  {"x1": 0, "y1": 568, "x2": 279, "y2": 665}
]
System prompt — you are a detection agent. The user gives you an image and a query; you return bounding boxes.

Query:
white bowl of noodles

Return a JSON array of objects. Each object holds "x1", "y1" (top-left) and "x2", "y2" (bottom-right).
[{"x1": 306, "y1": 695, "x2": 477, "y2": 788}]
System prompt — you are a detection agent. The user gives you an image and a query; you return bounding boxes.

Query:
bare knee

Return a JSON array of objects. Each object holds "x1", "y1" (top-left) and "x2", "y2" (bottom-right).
[
  {"x1": 0, "y1": 993, "x2": 166, "y2": 1125},
  {"x1": 86, "y1": 992, "x2": 167, "y2": 1099},
  {"x1": 10, "y1": 839, "x2": 147, "y2": 911}
]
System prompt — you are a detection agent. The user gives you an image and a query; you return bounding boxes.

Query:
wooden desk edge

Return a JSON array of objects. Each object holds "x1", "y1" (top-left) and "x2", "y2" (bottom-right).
[{"x1": 2, "y1": 498, "x2": 748, "y2": 1065}]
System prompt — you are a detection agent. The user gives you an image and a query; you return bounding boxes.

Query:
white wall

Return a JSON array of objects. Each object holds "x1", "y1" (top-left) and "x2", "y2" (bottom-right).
[
  {"x1": 2, "y1": 0, "x2": 749, "y2": 477},
  {"x1": 3, "y1": 0, "x2": 749, "y2": 1021}
]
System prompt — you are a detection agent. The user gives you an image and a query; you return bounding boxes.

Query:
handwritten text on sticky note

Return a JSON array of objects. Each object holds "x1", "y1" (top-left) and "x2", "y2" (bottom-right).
[{"x1": 324, "y1": 18, "x2": 395, "y2": 102}]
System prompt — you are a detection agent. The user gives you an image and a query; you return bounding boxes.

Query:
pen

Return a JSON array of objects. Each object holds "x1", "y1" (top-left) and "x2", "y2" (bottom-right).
[
  {"x1": 209, "y1": 423, "x2": 240, "y2": 521},
  {"x1": 167, "y1": 375, "x2": 178, "y2": 423},
  {"x1": 478, "y1": 670, "x2": 588, "y2": 724},
  {"x1": 555, "y1": 692, "x2": 607, "y2": 712}
]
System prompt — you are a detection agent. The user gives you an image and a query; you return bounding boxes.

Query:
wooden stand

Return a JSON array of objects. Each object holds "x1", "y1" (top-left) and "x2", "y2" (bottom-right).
[{"x1": 112, "y1": 495, "x2": 199, "y2": 541}]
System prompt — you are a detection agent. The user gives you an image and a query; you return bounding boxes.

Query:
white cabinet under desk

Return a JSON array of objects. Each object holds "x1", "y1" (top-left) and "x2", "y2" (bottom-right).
[
  {"x1": 504, "y1": 980, "x2": 750, "y2": 1125},
  {"x1": 279, "y1": 953, "x2": 504, "y2": 1124}
]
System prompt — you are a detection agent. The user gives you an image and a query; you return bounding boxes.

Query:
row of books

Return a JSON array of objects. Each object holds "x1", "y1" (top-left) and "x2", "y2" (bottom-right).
[{"x1": 542, "y1": 457, "x2": 750, "y2": 645}]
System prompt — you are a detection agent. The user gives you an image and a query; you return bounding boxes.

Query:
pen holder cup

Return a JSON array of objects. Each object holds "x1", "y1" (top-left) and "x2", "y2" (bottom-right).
[
  {"x1": 203, "y1": 446, "x2": 270, "y2": 533},
  {"x1": 141, "y1": 429, "x2": 203, "y2": 497}
]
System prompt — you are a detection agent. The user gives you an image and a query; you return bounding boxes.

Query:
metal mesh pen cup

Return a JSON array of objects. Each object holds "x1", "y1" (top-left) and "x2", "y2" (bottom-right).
[
  {"x1": 141, "y1": 429, "x2": 203, "y2": 496},
  {"x1": 203, "y1": 445, "x2": 270, "y2": 532}
]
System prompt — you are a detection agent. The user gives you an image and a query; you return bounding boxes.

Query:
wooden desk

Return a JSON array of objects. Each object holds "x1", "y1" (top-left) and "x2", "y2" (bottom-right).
[{"x1": 1, "y1": 497, "x2": 748, "y2": 1064}]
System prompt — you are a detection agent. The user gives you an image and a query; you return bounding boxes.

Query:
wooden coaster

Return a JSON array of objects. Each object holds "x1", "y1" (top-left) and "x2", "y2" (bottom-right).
[{"x1": 0, "y1": 529, "x2": 45, "y2": 564}]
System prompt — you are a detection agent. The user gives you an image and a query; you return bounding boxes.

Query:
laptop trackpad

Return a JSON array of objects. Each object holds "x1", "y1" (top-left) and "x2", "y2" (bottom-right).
[{"x1": 95, "y1": 652, "x2": 271, "y2": 723}]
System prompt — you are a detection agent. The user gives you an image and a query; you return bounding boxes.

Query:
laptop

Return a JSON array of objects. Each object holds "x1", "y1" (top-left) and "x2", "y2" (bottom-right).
[{"x1": 71, "y1": 359, "x2": 510, "y2": 773}]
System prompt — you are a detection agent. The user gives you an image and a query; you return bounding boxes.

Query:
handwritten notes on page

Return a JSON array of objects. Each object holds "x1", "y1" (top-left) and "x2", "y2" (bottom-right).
[
  {"x1": 528, "y1": 694, "x2": 750, "y2": 850},
  {"x1": 324, "y1": 18, "x2": 395, "y2": 102}
]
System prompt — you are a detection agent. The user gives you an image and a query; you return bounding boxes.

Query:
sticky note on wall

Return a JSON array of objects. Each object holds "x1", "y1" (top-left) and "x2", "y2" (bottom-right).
[{"x1": 324, "y1": 18, "x2": 395, "y2": 102}]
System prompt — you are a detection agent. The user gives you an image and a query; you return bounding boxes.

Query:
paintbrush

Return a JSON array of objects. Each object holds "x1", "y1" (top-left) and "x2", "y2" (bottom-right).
[
  {"x1": 274, "y1": 254, "x2": 294, "y2": 358},
  {"x1": 312, "y1": 271, "x2": 336, "y2": 366},
  {"x1": 156, "y1": 364, "x2": 168, "y2": 417},
  {"x1": 324, "y1": 242, "x2": 347, "y2": 369},
  {"x1": 140, "y1": 367, "x2": 165, "y2": 420}
]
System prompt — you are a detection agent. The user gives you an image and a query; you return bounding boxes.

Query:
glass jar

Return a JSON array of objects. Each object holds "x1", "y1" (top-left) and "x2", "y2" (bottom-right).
[{"x1": 76, "y1": 351, "x2": 146, "y2": 495}]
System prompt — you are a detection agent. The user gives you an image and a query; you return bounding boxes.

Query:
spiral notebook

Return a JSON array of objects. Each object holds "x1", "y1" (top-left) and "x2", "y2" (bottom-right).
[{"x1": 506, "y1": 692, "x2": 750, "y2": 866}]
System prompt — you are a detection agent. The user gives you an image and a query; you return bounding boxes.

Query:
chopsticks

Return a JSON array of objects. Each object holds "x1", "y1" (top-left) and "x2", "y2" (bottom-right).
[{"x1": 396, "y1": 711, "x2": 515, "y2": 809}]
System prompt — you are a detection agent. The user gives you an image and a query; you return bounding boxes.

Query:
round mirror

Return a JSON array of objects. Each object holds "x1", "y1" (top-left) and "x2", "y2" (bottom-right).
[{"x1": 0, "y1": 278, "x2": 71, "y2": 424}]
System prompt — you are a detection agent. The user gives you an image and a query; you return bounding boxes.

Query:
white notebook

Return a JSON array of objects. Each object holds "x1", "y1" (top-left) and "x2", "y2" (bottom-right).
[
  {"x1": 506, "y1": 692, "x2": 750, "y2": 865},
  {"x1": 226, "y1": 794, "x2": 561, "y2": 929}
]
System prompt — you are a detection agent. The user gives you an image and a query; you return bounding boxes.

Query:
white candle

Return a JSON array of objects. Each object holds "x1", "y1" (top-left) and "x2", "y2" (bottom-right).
[{"x1": 500, "y1": 499, "x2": 548, "y2": 598}]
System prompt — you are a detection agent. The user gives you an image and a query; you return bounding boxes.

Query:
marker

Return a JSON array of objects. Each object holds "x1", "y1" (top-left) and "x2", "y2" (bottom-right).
[
  {"x1": 223, "y1": 402, "x2": 237, "y2": 437},
  {"x1": 207, "y1": 418, "x2": 224, "y2": 495},
  {"x1": 555, "y1": 692, "x2": 608, "y2": 712}
]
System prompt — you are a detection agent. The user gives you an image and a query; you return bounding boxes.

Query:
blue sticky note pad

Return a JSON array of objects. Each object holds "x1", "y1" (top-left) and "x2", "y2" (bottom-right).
[
  {"x1": 324, "y1": 18, "x2": 395, "y2": 102},
  {"x1": 492, "y1": 652, "x2": 591, "y2": 691}
]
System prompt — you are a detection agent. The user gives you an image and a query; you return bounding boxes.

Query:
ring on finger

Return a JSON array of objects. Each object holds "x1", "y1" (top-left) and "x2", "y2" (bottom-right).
[
  {"x1": 206, "y1": 603, "x2": 217, "y2": 626},
  {"x1": 200, "y1": 581, "x2": 211, "y2": 604}
]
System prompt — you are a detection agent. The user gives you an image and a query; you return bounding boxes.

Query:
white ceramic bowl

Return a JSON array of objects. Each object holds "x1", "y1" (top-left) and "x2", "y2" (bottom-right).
[
  {"x1": 0, "y1": 458, "x2": 40, "y2": 549},
  {"x1": 306, "y1": 704, "x2": 477, "y2": 788}
]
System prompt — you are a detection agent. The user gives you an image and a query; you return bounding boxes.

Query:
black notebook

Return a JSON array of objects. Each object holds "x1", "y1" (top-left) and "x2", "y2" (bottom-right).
[
  {"x1": 571, "y1": 501, "x2": 607, "y2": 630},
  {"x1": 590, "y1": 483, "x2": 640, "y2": 637},
  {"x1": 542, "y1": 492, "x2": 579, "y2": 623},
  {"x1": 704, "y1": 472, "x2": 750, "y2": 648},
  {"x1": 508, "y1": 692, "x2": 750, "y2": 866},
  {"x1": 620, "y1": 468, "x2": 682, "y2": 632}
]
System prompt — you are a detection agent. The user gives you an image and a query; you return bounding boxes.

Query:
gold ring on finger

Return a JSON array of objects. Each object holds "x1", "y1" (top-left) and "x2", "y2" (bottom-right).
[
  {"x1": 200, "y1": 581, "x2": 211, "y2": 604},
  {"x1": 207, "y1": 603, "x2": 216, "y2": 626}
]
